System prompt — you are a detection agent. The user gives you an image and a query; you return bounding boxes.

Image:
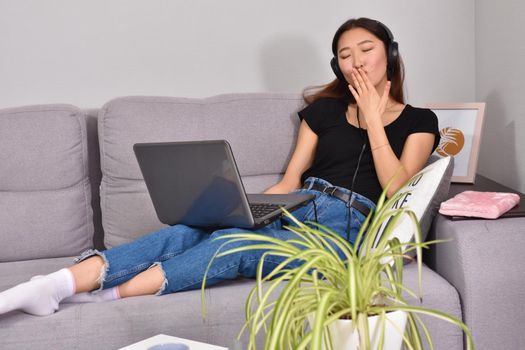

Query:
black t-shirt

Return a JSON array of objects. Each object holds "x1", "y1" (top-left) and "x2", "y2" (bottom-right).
[{"x1": 299, "y1": 97, "x2": 440, "y2": 203}]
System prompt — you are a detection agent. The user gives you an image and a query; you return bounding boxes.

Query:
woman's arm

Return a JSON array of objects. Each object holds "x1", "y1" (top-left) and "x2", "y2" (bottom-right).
[
  {"x1": 367, "y1": 129, "x2": 435, "y2": 197},
  {"x1": 349, "y1": 67, "x2": 435, "y2": 197},
  {"x1": 264, "y1": 120, "x2": 318, "y2": 194}
]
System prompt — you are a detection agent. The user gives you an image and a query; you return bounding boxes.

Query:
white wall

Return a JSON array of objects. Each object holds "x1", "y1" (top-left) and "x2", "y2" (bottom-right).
[
  {"x1": 476, "y1": 0, "x2": 525, "y2": 192},
  {"x1": 1, "y1": 0, "x2": 475, "y2": 109}
]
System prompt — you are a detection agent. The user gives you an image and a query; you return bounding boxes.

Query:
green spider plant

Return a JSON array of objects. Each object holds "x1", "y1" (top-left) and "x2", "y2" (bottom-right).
[{"x1": 201, "y1": 186, "x2": 474, "y2": 350}]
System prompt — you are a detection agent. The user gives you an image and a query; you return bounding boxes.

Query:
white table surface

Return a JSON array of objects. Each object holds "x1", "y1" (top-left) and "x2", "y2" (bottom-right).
[{"x1": 119, "y1": 334, "x2": 228, "y2": 350}]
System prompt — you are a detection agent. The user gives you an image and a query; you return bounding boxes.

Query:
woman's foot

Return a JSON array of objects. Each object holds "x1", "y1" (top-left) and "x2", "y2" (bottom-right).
[{"x1": 0, "y1": 268, "x2": 75, "y2": 316}]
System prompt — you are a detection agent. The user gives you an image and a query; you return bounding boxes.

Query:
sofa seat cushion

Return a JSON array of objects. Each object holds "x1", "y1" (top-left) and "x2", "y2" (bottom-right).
[
  {"x1": 98, "y1": 94, "x2": 304, "y2": 248},
  {"x1": 0, "y1": 105, "x2": 93, "y2": 261},
  {"x1": 0, "y1": 260, "x2": 462, "y2": 350}
]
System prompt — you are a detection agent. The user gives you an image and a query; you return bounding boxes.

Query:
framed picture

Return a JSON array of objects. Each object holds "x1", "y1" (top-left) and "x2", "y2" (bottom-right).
[{"x1": 425, "y1": 103, "x2": 486, "y2": 183}]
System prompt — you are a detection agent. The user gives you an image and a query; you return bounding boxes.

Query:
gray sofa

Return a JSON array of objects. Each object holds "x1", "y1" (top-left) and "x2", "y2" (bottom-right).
[{"x1": 0, "y1": 93, "x2": 523, "y2": 349}]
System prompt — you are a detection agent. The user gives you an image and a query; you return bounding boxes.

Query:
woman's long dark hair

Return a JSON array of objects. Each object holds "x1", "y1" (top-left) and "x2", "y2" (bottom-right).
[{"x1": 303, "y1": 17, "x2": 405, "y2": 105}]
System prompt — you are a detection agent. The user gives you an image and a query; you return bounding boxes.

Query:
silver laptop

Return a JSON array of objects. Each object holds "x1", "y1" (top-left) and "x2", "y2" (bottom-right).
[{"x1": 133, "y1": 140, "x2": 314, "y2": 229}]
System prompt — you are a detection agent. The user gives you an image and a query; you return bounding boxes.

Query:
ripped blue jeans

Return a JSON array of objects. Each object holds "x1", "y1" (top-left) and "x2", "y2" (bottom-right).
[{"x1": 75, "y1": 177, "x2": 375, "y2": 295}]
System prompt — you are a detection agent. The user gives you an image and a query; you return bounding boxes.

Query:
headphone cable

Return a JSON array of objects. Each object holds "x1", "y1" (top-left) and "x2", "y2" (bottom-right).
[{"x1": 346, "y1": 106, "x2": 367, "y2": 243}]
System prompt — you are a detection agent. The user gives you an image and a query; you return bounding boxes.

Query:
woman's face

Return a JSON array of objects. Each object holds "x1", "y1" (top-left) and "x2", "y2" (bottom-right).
[{"x1": 336, "y1": 27, "x2": 388, "y2": 88}]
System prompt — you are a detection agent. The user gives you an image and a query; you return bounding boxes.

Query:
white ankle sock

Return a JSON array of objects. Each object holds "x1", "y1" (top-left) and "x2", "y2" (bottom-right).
[
  {"x1": 62, "y1": 287, "x2": 120, "y2": 304},
  {"x1": 0, "y1": 268, "x2": 75, "y2": 316}
]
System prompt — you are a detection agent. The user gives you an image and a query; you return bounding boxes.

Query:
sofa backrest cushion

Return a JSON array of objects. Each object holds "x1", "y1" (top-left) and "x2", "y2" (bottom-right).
[
  {"x1": 98, "y1": 94, "x2": 304, "y2": 248},
  {"x1": 0, "y1": 104, "x2": 93, "y2": 262}
]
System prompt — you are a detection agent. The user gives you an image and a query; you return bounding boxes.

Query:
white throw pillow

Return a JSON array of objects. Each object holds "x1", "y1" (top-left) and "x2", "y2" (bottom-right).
[{"x1": 373, "y1": 156, "x2": 454, "y2": 248}]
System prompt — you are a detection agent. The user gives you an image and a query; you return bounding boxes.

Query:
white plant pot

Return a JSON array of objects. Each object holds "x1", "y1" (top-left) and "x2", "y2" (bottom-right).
[{"x1": 312, "y1": 310, "x2": 408, "y2": 350}]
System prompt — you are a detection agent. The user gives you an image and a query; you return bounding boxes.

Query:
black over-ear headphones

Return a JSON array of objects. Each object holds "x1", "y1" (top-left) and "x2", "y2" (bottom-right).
[{"x1": 330, "y1": 20, "x2": 399, "y2": 83}]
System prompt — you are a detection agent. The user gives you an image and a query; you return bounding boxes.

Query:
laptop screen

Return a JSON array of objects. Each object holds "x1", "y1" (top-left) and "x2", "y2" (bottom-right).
[{"x1": 134, "y1": 140, "x2": 253, "y2": 227}]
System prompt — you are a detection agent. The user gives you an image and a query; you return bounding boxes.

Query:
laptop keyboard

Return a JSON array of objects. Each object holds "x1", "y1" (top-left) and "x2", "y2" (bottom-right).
[{"x1": 249, "y1": 203, "x2": 282, "y2": 219}]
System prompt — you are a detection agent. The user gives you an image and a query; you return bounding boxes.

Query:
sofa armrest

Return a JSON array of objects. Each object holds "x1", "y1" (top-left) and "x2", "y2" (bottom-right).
[{"x1": 426, "y1": 215, "x2": 525, "y2": 349}]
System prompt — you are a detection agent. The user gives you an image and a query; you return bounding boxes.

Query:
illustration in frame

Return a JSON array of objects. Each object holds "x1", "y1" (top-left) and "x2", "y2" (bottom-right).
[{"x1": 426, "y1": 103, "x2": 486, "y2": 183}]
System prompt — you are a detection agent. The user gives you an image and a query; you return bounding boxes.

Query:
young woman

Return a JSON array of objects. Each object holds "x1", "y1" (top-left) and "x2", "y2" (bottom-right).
[{"x1": 0, "y1": 17, "x2": 439, "y2": 317}]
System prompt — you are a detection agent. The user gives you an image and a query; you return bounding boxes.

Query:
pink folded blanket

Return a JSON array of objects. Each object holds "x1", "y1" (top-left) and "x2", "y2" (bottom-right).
[{"x1": 439, "y1": 191, "x2": 520, "y2": 219}]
